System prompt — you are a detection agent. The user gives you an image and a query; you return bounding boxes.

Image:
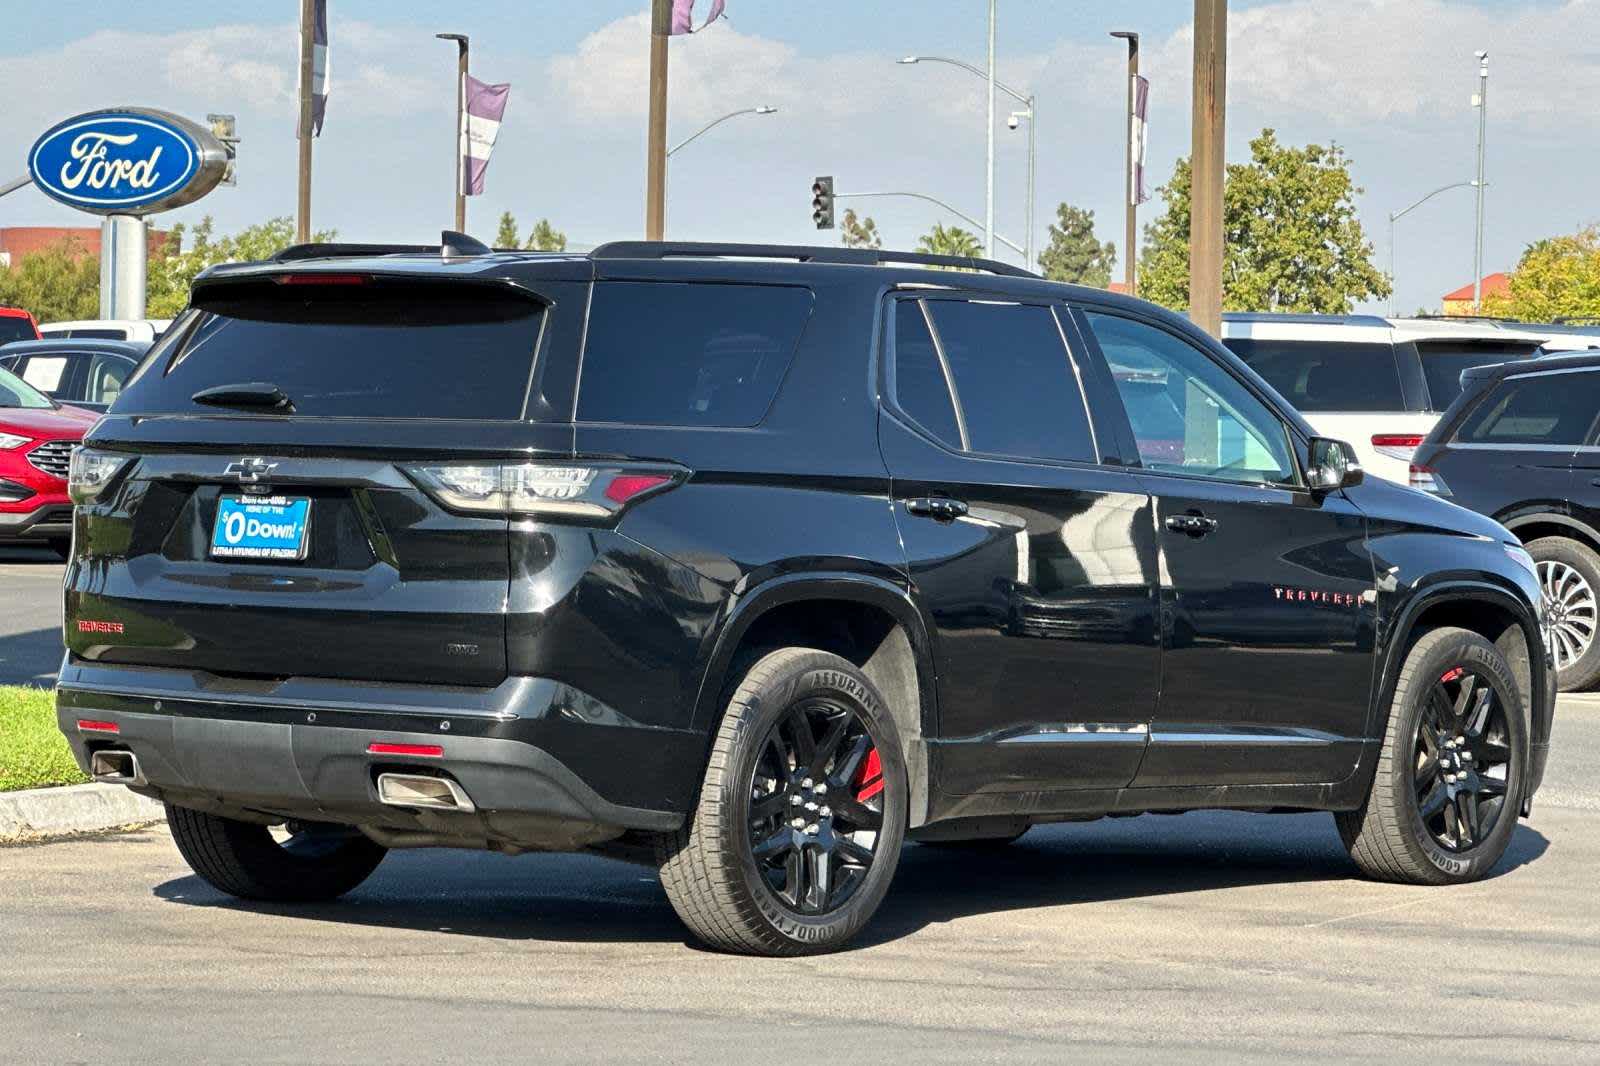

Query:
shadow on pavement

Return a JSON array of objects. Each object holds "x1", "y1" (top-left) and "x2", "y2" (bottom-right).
[
  {"x1": 0, "y1": 626, "x2": 63, "y2": 687},
  {"x1": 151, "y1": 810, "x2": 1551, "y2": 949}
]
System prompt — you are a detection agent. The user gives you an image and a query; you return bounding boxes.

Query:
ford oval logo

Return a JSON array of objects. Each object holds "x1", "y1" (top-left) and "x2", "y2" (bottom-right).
[{"x1": 28, "y1": 108, "x2": 227, "y2": 216}]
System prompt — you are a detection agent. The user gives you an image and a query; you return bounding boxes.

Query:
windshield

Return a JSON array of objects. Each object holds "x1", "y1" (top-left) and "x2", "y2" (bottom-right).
[{"x1": 0, "y1": 365, "x2": 55, "y2": 409}]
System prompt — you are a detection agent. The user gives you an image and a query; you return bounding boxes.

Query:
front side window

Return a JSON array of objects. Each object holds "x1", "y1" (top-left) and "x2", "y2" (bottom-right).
[
  {"x1": 1087, "y1": 312, "x2": 1296, "y2": 485},
  {"x1": 923, "y1": 300, "x2": 1096, "y2": 463},
  {"x1": 1456, "y1": 370, "x2": 1600, "y2": 445}
]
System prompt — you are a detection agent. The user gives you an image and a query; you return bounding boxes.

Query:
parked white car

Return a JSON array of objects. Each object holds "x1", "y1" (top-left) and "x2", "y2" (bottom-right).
[
  {"x1": 1221, "y1": 314, "x2": 1550, "y2": 484},
  {"x1": 39, "y1": 318, "x2": 172, "y2": 343}
]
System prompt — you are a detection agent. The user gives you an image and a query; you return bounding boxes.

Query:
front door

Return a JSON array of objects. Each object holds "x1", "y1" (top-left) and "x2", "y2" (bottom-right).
[
  {"x1": 879, "y1": 294, "x2": 1161, "y2": 799},
  {"x1": 1077, "y1": 307, "x2": 1376, "y2": 788}
]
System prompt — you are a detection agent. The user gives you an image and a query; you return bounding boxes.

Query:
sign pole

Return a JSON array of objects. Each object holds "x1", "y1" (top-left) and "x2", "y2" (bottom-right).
[
  {"x1": 645, "y1": 0, "x2": 670, "y2": 240},
  {"x1": 295, "y1": 0, "x2": 315, "y2": 244},
  {"x1": 1189, "y1": 0, "x2": 1227, "y2": 338},
  {"x1": 456, "y1": 39, "x2": 469, "y2": 232},
  {"x1": 99, "y1": 215, "x2": 147, "y2": 320}
]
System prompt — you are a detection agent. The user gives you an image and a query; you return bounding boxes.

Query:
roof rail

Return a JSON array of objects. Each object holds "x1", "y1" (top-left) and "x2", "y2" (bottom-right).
[{"x1": 589, "y1": 241, "x2": 1039, "y2": 279}]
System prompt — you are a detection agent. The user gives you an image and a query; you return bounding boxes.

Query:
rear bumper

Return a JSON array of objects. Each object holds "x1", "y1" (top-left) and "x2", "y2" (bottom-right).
[{"x1": 55, "y1": 660, "x2": 701, "y2": 850}]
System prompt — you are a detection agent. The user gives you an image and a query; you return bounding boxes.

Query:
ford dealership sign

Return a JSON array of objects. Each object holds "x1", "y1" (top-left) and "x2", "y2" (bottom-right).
[{"x1": 28, "y1": 107, "x2": 228, "y2": 215}]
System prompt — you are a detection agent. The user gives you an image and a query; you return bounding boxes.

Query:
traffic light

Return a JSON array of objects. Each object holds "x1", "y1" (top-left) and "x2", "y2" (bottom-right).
[{"x1": 811, "y1": 176, "x2": 834, "y2": 229}]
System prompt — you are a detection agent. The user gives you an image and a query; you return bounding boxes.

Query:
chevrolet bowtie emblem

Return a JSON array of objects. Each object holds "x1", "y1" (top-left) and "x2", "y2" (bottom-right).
[{"x1": 223, "y1": 457, "x2": 278, "y2": 483}]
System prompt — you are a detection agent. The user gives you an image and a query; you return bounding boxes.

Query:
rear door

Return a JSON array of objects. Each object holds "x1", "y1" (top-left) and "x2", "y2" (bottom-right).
[
  {"x1": 879, "y1": 292, "x2": 1161, "y2": 797},
  {"x1": 67, "y1": 267, "x2": 584, "y2": 687}
]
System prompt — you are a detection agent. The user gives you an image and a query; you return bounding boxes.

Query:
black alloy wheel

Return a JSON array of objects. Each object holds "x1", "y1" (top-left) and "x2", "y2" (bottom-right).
[
  {"x1": 1414, "y1": 666, "x2": 1513, "y2": 852},
  {"x1": 746, "y1": 697, "x2": 886, "y2": 916}
]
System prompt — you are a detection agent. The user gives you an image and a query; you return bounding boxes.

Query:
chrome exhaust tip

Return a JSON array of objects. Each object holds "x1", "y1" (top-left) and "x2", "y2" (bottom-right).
[
  {"x1": 376, "y1": 772, "x2": 476, "y2": 813},
  {"x1": 89, "y1": 749, "x2": 145, "y2": 786}
]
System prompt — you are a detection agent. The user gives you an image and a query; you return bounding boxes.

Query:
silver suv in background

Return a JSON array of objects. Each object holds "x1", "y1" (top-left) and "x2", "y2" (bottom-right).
[{"x1": 1222, "y1": 314, "x2": 1549, "y2": 483}]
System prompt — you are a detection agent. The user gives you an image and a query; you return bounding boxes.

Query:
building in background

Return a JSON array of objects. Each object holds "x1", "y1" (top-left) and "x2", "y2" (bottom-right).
[
  {"x1": 0, "y1": 227, "x2": 170, "y2": 269},
  {"x1": 1441, "y1": 272, "x2": 1510, "y2": 316}
]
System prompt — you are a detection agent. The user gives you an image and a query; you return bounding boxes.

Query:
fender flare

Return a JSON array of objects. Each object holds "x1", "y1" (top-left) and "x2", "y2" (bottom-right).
[
  {"x1": 1501, "y1": 510, "x2": 1600, "y2": 549},
  {"x1": 688, "y1": 571, "x2": 939, "y2": 739}
]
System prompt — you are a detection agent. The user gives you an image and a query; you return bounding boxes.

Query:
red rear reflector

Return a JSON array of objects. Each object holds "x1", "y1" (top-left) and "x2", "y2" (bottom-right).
[
  {"x1": 77, "y1": 719, "x2": 119, "y2": 734},
  {"x1": 366, "y1": 742, "x2": 444, "y2": 758},
  {"x1": 273, "y1": 273, "x2": 369, "y2": 286},
  {"x1": 604, "y1": 473, "x2": 671, "y2": 505},
  {"x1": 1372, "y1": 434, "x2": 1425, "y2": 449}
]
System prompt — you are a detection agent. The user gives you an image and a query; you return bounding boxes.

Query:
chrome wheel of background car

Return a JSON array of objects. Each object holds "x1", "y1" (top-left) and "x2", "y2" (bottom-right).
[
  {"x1": 746, "y1": 698, "x2": 885, "y2": 916},
  {"x1": 1414, "y1": 667, "x2": 1512, "y2": 852},
  {"x1": 1538, "y1": 559, "x2": 1596, "y2": 671}
]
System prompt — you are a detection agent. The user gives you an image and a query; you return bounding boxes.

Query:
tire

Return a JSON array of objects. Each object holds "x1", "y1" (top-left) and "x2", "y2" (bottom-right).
[
  {"x1": 166, "y1": 804, "x2": 387, "y2": 902},
  {"x1": 656, "y1": 648, "x2": 908, "y2": 956},
  {"x1": 46, "y1": 537, "x2": 71, "y2": 561},
  {"x1": 1336, "y1": 627, "x2": 1525, "y2": 885},
  {"x1": 1526, "y1": 536, "x2": 1600, "y2": 692}
]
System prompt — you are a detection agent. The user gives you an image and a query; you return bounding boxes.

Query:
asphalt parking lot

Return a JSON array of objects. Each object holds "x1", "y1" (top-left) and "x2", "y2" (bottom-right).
[
  {"x1": 0, "y1": 545, "x2": 64, "y2": 686},
  {"x1": 3, "y1": 544, "x2": 1597, "y2": 1063}
]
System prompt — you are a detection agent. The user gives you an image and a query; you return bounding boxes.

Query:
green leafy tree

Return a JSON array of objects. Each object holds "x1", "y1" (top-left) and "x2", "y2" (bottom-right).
[
  {"x1": 0, "y1": 238, "x2": 100, "y2": 323},
  {"x1": 840, "y1": 209, "x2": 882, "y2": 250},
  {"x1": 494, "y1": 211, "x2": 521, "y2": 248},
  {"x1": 146, "y1": 216, "x2": 337, "y2": 318},
  {"x1": 916, "y1": 222, "x2": 983, "y2": 259},
  {"x1": 1483, "y1": 227, "x2": 1600, "y2": 321},
  {"x1": 524, "y1": 219, "x2": 567, "y2": 252},
  {"x1": 1038, "y1": 203, "x2": 1116, "y2": 287},
  {"x1": 1139, "y1": 128, "x2": 1390, "y2": 313}
]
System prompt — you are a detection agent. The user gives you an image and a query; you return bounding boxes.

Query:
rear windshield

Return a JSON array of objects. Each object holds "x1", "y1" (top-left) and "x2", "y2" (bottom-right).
[
  {"x1": 1417, "y1": 341, "x2": 1541, "y2": 411},
  {"x1": 1455, "y1": 369, "x2": 1600, "y2": 445},
  {"x1": 115, "y1": 283, "x2": 545, "y2": 420},
  {"x1": 1222, "y1": 338, "x2": 1405, "y2": 412},
  {"x1": 577, "y1": 282, "x2": 812, "y2": 427},
  {"x1": 0, "y1": 317, "x2": 37, "y2": 344}
]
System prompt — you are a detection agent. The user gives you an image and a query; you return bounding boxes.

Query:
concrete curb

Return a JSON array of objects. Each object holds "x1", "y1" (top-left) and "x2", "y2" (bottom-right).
[{"x1": 0, "y1": 783, "x2": 164, "y2": 843}]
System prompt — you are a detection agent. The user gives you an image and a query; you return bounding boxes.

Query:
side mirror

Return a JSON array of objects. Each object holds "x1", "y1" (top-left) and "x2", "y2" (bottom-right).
[{"x1": 1307, "y1": 437, "x2": 1363, "y2": 492}]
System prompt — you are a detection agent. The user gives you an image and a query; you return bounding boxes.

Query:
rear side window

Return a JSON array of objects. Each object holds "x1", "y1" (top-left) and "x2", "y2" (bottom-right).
[
  {"x1": 1417, "y1": 341, "x2": 1541, "y2": 411},
  {"x1": 116, "y1": 284, "x2": 545, "y2": 420},
  {"x1": 1223, "y1": 338, "x2": 1405, "y2": 412},
  {"x1": 1456, "y1": 370, "x2": 1600, "y2": 445},
  {"x1": 924, "y1": 300, "x2": 1095, "y2": 463},
  {"x1": 890, "y1": 300, "x2": 962, "y2": 448},
  {"x1": 577, "y1": 282, "x2": 812, "y2": 427}
]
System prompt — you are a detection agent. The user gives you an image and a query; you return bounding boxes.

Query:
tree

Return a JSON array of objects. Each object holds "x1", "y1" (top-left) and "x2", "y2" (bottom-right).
[
  {"x1": 146, "y1": 216, "x2": 337, "y2": 318},
  {"x1": 1138, "y1": 128, "x2": 1390, "y2": 314},
  {"x1": 0, "y1": 238, "x2": 100, "y2": 323},
  {"x1": 524, "y1": 219, "x2": 567, "y2": 252},
  {"x1": 494, "y1": 211, "x2": 520, "y2": 249},
  {"x1": 840, "y1": 209, "x2": 882, "y2": 250},
  {"x1": 1482, "y1": 227, "x2": 1600, "y2": 321},
  {"x1": 1038, "y1": 203, "x2": 1116, "y2": 287},
  {"x1": 916, "y1": 222, "x2": 983, "y2": 259}
]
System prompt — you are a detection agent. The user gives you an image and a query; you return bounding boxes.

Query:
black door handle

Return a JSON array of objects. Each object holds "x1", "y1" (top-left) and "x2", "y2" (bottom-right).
[
  {"x1": 906, "y1": 497, "x2": 969, "y2": 521},
  {"x1": 1164, "y1": 513, "x2": 1218, "y2": 537}
]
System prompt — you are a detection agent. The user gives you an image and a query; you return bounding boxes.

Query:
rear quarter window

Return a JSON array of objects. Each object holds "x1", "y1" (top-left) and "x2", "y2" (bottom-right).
[
  {"x1": 1223, "y1": 338, "x2": 1405, "y2": 412},
  {"x1": 576, "y1": 282, "x2": 812, "y2": 427}
]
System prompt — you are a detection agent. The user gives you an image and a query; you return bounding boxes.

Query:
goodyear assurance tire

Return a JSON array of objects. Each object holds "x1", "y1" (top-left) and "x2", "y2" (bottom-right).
[
  {"x1": 166, "y1": 804, "x2": 387, "y2": 902},
  {"x1": 656, "y1": 648, "x2": 907, "y2": 956},
  {"x1": 1336, "y1": 627, "x2": 1525, "y2": 885},
  {"x1": 1526, "y1": 536, "x2": 1600, "y2": 692}
]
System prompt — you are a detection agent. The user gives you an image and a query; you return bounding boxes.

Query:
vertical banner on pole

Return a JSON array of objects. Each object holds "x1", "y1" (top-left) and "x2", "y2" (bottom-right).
[{"x1": 1131, "y1": 75, "x2": 1150, "y2": 207}]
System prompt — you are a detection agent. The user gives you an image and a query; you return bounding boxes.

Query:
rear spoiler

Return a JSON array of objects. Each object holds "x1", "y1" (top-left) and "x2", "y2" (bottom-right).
[{"x1": 272, "y1": 230, "x2": 492, "y2": 262}]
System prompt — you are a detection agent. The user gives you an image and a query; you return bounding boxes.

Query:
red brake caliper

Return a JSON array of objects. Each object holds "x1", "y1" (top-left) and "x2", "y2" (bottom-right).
[
  {"x1": 853, "y1": 748, "x2": 884, "y2": 803},
  {"x1": 1440, "y1": 667, "x2": 1465, "y2": 684}
]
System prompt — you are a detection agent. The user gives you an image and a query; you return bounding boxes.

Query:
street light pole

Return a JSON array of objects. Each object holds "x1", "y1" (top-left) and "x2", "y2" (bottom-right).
[
  {"x1": 899, "y1": 55, "x2": 1034, "y2": 268},
  {"x1": 985, "y1": 0, "x2": 996, "y2": 259},
  {"x1": 667, "y1": 106, "x2": 777, "y2": 157},
  {"x1": 436, "y1": 32, "x2": 469, "y2": 233},
  {"x1": 1111, "y1": 30, "x2": 1140, "y2": 296},
  {"x1": 1472, "y1": 51, "x2": 1489, "y2": 311},
  {"x1": 1387, "y1": 181, "x2": 1474, "y2": 316}
]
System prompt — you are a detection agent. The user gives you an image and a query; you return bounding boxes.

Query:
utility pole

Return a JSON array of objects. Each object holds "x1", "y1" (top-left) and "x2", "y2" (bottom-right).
[
  {"x1": 1189, "y1": 0, "x2": 1226, "y2": 337},
  {"x1": 295, "y1": 0, "x2": 315, "y2": 243},
  {"x1": 1112, "y1": 30, "x2": 1140, "y2": 295},
  {"x1": 984, "y1": 0, "x2": 996, "y2": 258},
  {"x1": 437, "y1": 33, "x2": 469, "y2": 233},
  {"x1": 1472, "y1": 51, "x2": 1489, "y2": 311},
  {"x1": 645, "y1": 0, "x2": 671, "y2": 240}
]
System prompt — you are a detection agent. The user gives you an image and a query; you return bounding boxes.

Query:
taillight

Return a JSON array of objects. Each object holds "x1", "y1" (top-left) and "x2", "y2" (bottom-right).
[
  {"x1": 1409, "y1": 462, "x2": 1451, "y2": 495},
  {"x1": 67, "y1": 447, "x2": 131, "y2": 504},
  {"x1": 404, "y1": 462, "x2": 683, "y2": 520},
  {"x1": 1372, "y1": 434, "x2": 1425, "y2": 462}
]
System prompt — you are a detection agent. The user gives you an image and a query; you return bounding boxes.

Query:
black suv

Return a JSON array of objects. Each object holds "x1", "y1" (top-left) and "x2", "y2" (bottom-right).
[
  {"x1": 58, "y1": 239, "x2": 1554, "y2": 956},
  {"x1": 1413, "y1": 351, "x2": 1600, "y2": 691}
]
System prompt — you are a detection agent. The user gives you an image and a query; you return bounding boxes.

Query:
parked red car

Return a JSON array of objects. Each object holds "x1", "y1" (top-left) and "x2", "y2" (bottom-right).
[
  {"x1": 0, "y1": 363, "x2": 96, "y2": 557},
  {"x1": 0, "y1": 307, "x2": 42, "y2": 345}
]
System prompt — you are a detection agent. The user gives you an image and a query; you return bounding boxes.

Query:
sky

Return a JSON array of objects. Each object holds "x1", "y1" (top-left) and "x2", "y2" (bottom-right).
[{"x1": 0, "y1": 0, "x2": 1595, "y2": 315}]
